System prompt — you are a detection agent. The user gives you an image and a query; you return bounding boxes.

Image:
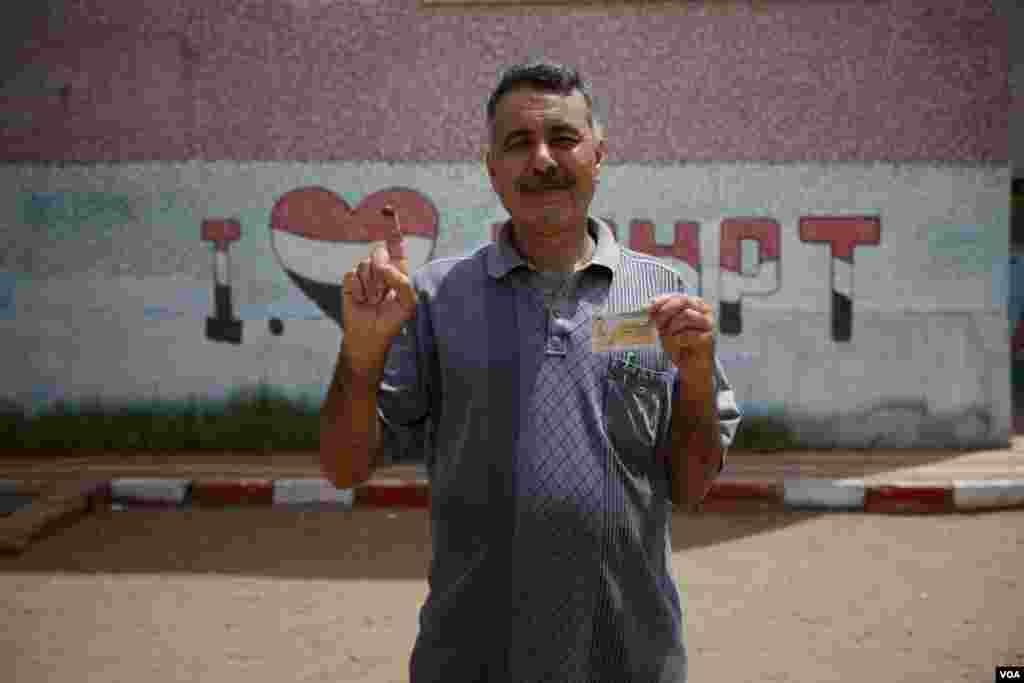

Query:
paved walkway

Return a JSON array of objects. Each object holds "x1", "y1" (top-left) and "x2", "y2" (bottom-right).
[{"x1": 2, "y1": 440, "x2": 1024, "y2": 554}]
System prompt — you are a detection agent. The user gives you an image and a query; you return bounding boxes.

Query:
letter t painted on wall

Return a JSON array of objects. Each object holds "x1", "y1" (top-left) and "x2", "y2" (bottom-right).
[{"x1": 799, "y1": 216, "x2": 881, "y2": 342}]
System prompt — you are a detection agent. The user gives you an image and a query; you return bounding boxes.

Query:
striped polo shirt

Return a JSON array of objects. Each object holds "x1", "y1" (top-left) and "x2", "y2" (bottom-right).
[{"x1": 377, "y1": 216, "x2": 742, "y2": 683}]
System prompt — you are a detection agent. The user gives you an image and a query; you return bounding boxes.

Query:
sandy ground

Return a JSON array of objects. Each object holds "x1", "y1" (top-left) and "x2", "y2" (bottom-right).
[{"x1": 2, "y1": 507, "x2": 1022, "y2": 683}]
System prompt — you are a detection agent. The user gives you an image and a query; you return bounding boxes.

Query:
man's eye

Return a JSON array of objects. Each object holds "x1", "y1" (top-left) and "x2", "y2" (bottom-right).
[{"x1": 504, "y1": 137, "x2": 575, "y2": 151}]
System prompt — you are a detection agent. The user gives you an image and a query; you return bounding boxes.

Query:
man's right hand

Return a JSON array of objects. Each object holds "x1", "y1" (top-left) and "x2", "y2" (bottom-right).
[{"x1": 341, "y1": 206, "x2": 417, "y2": 374}]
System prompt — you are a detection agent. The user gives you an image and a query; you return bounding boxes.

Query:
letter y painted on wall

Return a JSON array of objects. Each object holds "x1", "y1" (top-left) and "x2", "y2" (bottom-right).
[{"x1": 628, "y1": 219, "x2": 702, "y2": 293}]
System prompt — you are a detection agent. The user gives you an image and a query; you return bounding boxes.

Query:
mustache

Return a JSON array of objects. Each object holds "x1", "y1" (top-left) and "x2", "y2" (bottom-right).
[{"x1": 518, "y1": 175, "x2": 574, "y2": 192}]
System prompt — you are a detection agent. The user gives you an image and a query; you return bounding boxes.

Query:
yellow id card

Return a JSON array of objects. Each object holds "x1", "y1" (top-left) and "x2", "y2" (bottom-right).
[{"x1": 591, "y1": 310, "x2": 662, "y2": 353}]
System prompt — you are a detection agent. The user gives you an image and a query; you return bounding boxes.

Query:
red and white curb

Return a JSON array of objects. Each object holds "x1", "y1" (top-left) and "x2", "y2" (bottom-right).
[
  {"x1": 2, "y1": 478, "x2": 1024, "y2": 514},
  {"x1": 272, "y1": 478, "x2": 355, "y2": 509},
  {"x1": 783, "y1": 479, "x2": 866, "y2": 511},
  {"x1": 952, "y1": 480, "x2": 1024, "y2": 511},
  {"x1": 694, "y1": 478, "x2": 1024, "y2": 513},
  {"x1": 110, "y1": 478, "x2": 190, "y2": 507}
]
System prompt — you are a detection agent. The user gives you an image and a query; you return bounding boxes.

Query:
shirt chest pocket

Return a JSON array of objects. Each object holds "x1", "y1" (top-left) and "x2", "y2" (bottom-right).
[{"x1": 604, "y1": 358, "x2": 674, "y2": 467}]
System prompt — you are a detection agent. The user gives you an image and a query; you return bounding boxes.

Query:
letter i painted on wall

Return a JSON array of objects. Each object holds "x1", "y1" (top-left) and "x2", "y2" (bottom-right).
[
  {"x1": 718, "y1": 218, "x2": 781, "y2": 336},
  {"x1": 201, "y1": 218, "x2": 243, "y2": 344},
  {"x1": 799, "y1": 216, "x2": 881, "y2": 343}
]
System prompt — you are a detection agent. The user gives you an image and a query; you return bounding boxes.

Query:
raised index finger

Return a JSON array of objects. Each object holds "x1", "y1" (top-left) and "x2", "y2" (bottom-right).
[{"x1": 381, "y1": 205, "x2": 410, "y2": 276}]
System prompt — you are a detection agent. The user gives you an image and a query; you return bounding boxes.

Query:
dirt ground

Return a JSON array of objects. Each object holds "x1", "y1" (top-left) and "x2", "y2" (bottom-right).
[{"x1": 2, "y1": 506, "x2": 1022, "y2": 683}]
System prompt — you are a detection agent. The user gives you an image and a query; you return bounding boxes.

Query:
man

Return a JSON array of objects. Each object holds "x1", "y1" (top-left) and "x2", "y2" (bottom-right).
[{"x1": 321, "y1": 61, "x2": 742, "y2": 682}]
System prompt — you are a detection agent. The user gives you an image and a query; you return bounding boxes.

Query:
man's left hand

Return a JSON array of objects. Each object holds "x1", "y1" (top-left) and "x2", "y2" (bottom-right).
[
  {"x1": 648, "y1": 294, "x2": 715, "y2": 372},
  {"x1": 650, "y1": 293, "x2": 722, "y2": 509}
]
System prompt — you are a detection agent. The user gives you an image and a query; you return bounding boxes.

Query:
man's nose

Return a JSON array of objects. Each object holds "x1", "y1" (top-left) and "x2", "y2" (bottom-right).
[{"x1": 528, "y1": 143, "x2": 558, "y2": 173}]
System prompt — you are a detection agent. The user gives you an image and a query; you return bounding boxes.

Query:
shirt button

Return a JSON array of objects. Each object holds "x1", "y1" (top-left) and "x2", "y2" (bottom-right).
[{"x1": 546, "y1": 336, "x2": 567, "y2": 356}]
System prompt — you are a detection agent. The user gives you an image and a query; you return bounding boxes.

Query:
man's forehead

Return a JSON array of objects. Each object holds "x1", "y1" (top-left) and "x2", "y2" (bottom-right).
[{"x1": 493, "y1": 87, "x2": 589, "y2": 132}]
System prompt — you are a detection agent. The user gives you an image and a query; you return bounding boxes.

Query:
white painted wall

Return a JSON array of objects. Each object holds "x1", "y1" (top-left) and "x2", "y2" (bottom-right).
[{"x1": 0, "y1": 161, "x2": 1011, "y2": 447}]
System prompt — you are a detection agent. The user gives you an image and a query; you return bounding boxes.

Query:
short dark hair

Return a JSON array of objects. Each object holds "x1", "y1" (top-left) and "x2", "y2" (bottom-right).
[{"x1": 486, "y1": 60, "x2": 602, "y2": 140}]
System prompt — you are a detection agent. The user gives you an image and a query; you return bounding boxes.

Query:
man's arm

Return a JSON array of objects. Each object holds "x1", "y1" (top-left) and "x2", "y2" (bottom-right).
[
  {"x1": 321, "y1": 205, "x2": 417, "y2": 490},
  {"x1": 648, "y1": 292, "x2": 729, "y2": 511},
  {"x1": 319, "y1": 340, "x2": 388, "y2": 490},
  {"x1": 663, "y1": 355, "x2": 724, "y2": 512}
]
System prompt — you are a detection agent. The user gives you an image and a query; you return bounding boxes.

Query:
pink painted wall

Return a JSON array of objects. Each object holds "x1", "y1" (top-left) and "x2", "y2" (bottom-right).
[{"x1": 1, "y1": 0, "x2": 1009, "y2": 164}]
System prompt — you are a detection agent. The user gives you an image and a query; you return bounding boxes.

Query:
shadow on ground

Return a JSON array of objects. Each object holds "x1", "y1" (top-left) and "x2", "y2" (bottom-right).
[
  {"x1": 0, "y1": 505, "x2": 831, "y2": 580},
  {"x1": 3, "y1": 423, "x2": 1020, "y2": 580}
]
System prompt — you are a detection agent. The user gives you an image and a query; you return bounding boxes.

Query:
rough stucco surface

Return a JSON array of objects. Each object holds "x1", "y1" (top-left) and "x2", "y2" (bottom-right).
[
  {"x1": 0, "y1": 1, "x2": 1012, "y2": 447},
  {"x1": 0, "y1": 160, "x2": 1011, "y2": 447},
  {"x1": 0, "y1": 0, "x2": 1010, "y2": 164}
]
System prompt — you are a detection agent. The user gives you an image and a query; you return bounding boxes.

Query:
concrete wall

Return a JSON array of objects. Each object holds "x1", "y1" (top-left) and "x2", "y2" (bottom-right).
[
  {"x1": 1007, "y1": 0, "x2": 1024, "y2": 178},
  {"x1": 0, "y1": 0, "x2": 1013, "y2": 447}
]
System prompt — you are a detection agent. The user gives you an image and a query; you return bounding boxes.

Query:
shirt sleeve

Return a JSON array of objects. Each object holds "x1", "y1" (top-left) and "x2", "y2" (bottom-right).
[
  {"x1": 659, "y1": 353, "x2": 741, "y2": 472},
  {"x1": 712, "y1": 352, "x2": 742, "y2": 458},
  {"x1": 375, "y1": 300, "x2": 435, "y2": 467},
  {"x1": 656, "y1": 276, "x2": 743, "y2": 474}
]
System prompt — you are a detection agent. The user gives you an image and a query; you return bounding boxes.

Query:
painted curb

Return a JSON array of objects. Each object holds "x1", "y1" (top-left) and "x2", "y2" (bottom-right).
[
  {"x1": 864, "y1": 484, "x2": 953, "y2": 514},
  {"x1": 3, "y1": 477, "x2": 1023, "y2": 514},
  {"x1": 272, "y1": 478, "x2": 354, "y2": 509},
  {"x1": 700, "y1": 480, "x2": 783, "y2": 513},
  {"x1": 0, "y1": 479, "x2": 34, "y2": 516},
  {"x1": 783, "y1": 479, "x2": 866, "y2": 510},
  {"x1": 110, "y1": 478, "x2": 191, "y2": 506},
  {"x1": 953, "y1": 480, "x2": 1024, "y2": 510},
  {"x1": 355, "y1": 478, "x2": 431, "y2": 508},
  {"x1": 191, "y1": 478, "x2": 274, "y2": 506},
  {"x1": 0, "y1": 492, "x2": 35, "y2": 515},
  {"x1": 0, "y1": 480, "x2": 108, "y2": 554}
]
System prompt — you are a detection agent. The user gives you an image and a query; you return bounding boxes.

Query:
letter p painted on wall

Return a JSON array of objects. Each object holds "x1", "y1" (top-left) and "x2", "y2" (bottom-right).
[{"x1": 718, "y1": 218, "x2": 781, "y2": 336}]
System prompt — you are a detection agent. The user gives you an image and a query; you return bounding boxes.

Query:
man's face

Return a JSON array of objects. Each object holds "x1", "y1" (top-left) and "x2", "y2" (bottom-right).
[{"x1": 486, "y1": 86, "x2": 606, "y2": 240}]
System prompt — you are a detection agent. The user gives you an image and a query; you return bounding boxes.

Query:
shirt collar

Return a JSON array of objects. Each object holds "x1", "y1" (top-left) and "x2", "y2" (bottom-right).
[{"x1": 486, "y1": 216, "x2": 621, "y2": 280}]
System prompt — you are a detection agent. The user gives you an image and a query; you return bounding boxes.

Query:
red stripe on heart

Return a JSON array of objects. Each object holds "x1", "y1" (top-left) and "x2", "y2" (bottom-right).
[{"x1": 270, "y1": 186, "x2": 439, "y2": 243}]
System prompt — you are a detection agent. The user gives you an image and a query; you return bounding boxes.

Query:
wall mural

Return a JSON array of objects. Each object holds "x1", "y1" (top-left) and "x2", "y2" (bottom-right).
[
  {"x1": 3, "y1": 165, "x2": 1009, "y2": 448},
  {"x1": 204, "y1": 184, "x2": 882, "y2": 346}
]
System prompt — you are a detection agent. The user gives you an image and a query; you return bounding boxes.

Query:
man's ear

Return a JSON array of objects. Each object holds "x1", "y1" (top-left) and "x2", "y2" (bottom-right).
[
  {"x1": 594, "y1": 137, "x2": 607, "y2": 175},
  {"x1": 483, "y1": 143, "x2": 496, "y2": 183}
]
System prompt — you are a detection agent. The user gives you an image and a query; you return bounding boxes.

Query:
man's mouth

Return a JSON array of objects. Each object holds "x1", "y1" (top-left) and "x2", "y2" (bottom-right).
[{"x1": 521, "y1": 183, "x2": 571, "y2": 194}]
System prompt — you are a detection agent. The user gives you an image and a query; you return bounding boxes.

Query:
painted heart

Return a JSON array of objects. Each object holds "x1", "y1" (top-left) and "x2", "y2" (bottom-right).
[{"x1": 270, "y1": 186, "x2": 439, "y2": 327}]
